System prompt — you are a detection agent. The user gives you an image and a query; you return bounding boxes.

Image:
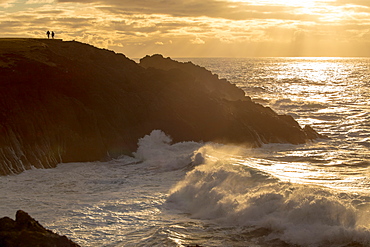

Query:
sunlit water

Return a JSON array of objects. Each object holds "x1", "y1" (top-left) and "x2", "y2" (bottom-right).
[
  {"x1": 1, "y1": 58, "x2": 370, "y2": 247},
  {"x1": 183, "y1": 57, "x2": 370, "y2": 192}
]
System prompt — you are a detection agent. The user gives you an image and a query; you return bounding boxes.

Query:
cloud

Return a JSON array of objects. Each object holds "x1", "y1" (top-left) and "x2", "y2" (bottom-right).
[
  {"x1": 26, "y1": 0, "x2": 54, "y2": 4},
  {"x1": 332, "y1": 0, "x2": 370, "y2": 7},
  {"x1": 3, "y1": 0, "x2": 370, "y2": 57},
  {"x1": 56, "y1": 0, "x2": 315, "y2": 21},
  {"x1": 191, "y1": 37, "x2": 205, "y2": 44},
  {"x1": 0, "y1": 0, "x2": 16, "y2": 8}
]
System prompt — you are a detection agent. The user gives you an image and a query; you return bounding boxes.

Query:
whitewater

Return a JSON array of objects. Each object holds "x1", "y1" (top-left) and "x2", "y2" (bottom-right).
[{"x1": 0, "y1": 57, "x2": 369, "y2": 247}]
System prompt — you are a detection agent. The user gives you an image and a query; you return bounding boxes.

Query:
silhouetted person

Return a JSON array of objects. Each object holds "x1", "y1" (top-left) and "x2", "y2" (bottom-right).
[
  {"x1": 46, "y1": 30, "x2": 50, "y2": 39},
  {"x1": 51, "y1": 31, "x2": 55, "y2": 39}
]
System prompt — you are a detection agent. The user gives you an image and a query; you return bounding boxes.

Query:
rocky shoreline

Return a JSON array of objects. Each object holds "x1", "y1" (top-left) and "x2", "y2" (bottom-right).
[{"x1": 0, "y1": 38, "x2": 325, "y2": 175}]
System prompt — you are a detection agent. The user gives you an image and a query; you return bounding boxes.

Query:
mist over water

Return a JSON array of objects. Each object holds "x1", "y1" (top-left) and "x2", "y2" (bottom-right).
[{"x1": 1, "y1": 58, "x2": 370, "y2": 246}]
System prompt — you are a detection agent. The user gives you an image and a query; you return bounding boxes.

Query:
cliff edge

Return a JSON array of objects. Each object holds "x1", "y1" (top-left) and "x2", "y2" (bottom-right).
[{"x1": 0, "y1": 38, "x2": 323, "y2": 175}]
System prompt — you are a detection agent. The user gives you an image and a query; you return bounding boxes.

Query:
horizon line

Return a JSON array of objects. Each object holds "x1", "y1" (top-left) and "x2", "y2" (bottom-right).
[{"x1": 2, "y1": 38, "x2": 370, "y2": 59}]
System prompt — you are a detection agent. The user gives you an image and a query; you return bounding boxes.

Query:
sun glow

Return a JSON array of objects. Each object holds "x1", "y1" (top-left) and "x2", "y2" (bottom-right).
[
  {"x1": 232, "y1": 0, "x2": 323, "y2": 7},
  {"x1": 271, "y1": 0, "x2": 319, "y2": 6}
]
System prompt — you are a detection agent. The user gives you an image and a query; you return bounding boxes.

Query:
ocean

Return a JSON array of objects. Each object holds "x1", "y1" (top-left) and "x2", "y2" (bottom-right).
[{"x1": 0, "y1": 57, "x2": 369, "y2": 247}]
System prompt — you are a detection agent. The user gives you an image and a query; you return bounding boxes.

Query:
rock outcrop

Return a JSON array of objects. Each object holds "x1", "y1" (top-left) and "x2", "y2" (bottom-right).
[
  {"x1": 140, "y1": 54, "x2": 246, "y2": 101},
  {"x1": 0, "y1": 38, "x2": 324, "y2": 175},
  {"x1": 0, "y1": 210, "x2": 80, "y2": 247}
]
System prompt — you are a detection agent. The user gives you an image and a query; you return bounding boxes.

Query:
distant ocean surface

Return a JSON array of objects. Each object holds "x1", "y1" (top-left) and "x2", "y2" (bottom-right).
[{"x1": 1, "y1": 57, "x2": 369, "y2": 247}]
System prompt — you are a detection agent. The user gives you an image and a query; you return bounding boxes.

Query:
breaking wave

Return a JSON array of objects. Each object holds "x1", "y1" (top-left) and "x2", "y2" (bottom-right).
[{"x1": 157, "y1": 138, "x2": 370, "y2": 247}]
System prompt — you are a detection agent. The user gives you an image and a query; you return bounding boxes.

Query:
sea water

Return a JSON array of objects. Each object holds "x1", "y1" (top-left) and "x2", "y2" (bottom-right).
[{"x1": 0, "y1": 57, "x2": 369, "y2": 247}]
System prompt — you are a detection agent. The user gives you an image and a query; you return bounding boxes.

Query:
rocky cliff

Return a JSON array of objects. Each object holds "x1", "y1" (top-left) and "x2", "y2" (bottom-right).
[{"x1": 0, "y1": 38, "x2": 323, "y2": 175}]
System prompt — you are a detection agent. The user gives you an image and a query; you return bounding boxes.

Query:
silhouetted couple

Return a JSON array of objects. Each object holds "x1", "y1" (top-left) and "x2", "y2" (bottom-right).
[{"x1": 46, "y1": 31, "x2": 55, "y2": 39}]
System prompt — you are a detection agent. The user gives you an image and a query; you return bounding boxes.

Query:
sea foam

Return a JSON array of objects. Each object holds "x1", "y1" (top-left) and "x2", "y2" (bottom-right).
[
  {"x1": 165, "y1": 143, "x2": 370, "y2": 246},
  {"x1": 133, "y1": 130, "x2": 204, "y2": 171}
]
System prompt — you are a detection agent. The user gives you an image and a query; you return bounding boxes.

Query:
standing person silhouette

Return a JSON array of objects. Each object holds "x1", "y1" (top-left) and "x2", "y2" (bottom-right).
[
  {"x1": 46, "y1": 30, "x2": 50, "y2": 39},
  {"x1": 51, "y1": 31, "x2": 55, "y2": 39}
]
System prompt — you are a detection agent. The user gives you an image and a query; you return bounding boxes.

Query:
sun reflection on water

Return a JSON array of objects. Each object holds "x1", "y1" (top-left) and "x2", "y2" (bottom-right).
[{"x1": 178, "y1": 57, "x2": 370, "y2": 193}]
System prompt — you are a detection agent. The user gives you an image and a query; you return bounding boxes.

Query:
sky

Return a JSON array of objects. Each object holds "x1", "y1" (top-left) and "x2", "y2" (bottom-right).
[{"x1": 2, "y1": 0, "x2": 370, "y2": 58}]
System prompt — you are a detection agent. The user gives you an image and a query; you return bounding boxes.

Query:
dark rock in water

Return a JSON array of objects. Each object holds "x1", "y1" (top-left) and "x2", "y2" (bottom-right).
[
  {"x1": 0, "y1": 38, "x2": 324, "y2": 175},
  {"x1": 0, "y1": 210, "x2": 80, "y2": 247},
  {"x1": 303, "y1": 125, "x2": 328, "y2": 140}
]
